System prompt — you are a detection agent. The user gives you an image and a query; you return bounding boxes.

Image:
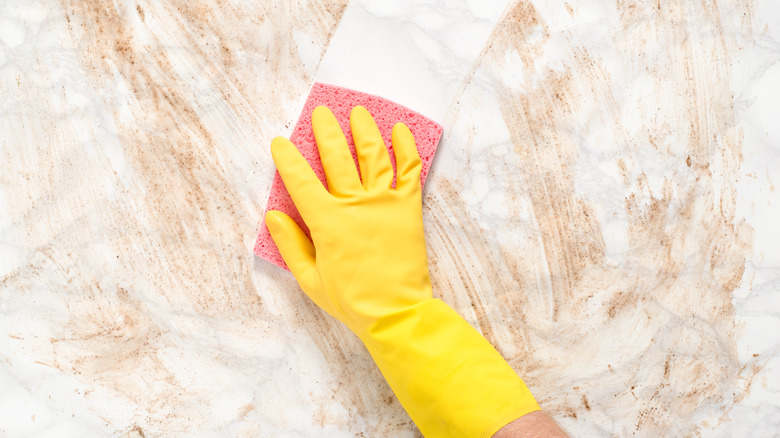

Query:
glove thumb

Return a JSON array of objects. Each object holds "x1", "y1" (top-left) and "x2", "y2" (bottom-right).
[{"x1": 265, "y1": 210, "x2": 324, "y2": 304}]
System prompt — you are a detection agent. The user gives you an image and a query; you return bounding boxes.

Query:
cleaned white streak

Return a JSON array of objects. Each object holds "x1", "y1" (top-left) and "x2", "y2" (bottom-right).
[{"x1": 316, "y1": 0, "x2": 512, "y2": 121}]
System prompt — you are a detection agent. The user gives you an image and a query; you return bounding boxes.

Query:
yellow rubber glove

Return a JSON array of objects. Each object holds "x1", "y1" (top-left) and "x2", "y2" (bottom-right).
[{"x1": 265, "y1": 105, "x2": 540, "y2": 437}]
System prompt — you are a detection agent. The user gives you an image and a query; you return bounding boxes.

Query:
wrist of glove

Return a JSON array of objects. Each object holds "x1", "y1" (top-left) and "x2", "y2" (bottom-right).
[
  {"x1": 362, "y1": 298, "x2": 540, "y2": 437},
  {"x1": 265, "y1": 105, "x2": 539, "y2": 437}
]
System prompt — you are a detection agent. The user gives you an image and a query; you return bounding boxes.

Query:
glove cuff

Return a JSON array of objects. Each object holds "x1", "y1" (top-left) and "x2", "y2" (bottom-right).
[{"x1": 359, "y1": 299, "x2": 540, "y2": 438}]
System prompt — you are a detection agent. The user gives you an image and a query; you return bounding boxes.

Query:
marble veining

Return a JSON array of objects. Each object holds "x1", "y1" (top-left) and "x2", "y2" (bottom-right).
[{"x1": 1, "y1": 0, "x2": 778, "y2": 436}]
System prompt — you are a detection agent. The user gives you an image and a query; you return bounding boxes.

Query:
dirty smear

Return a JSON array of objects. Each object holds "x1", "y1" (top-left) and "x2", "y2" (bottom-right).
[
  {"x1": 428, "y1": 0, "x2": 755, "y2": 435},
  {"x1": 1, "y1": 0, "x2": 350, "y2": 435}
]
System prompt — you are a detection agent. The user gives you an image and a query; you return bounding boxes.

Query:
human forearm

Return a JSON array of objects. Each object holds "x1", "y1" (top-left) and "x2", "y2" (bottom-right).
[{"x1": 492, "y1": 411, "x2": 568, "y2": 438}]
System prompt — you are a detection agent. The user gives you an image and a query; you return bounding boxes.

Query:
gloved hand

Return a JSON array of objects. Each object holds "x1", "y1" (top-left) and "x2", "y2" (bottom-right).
[
  {"x1": 265, "y1": 105, "x2": 430, "y2": 336},
  {"x1": 265, "y1": 105, "x2": 540, "y2": 437}
]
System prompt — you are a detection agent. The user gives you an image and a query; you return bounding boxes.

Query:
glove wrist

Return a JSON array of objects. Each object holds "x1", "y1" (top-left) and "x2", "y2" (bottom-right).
[{"x1": 360, "y1": 299, "x2": 540, "y2": 438}]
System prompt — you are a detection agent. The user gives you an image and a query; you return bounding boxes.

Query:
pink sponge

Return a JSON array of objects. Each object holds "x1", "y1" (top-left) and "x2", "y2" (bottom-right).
[{"x1": 254, "y1": 82, "x2": 443, "y2": 270}]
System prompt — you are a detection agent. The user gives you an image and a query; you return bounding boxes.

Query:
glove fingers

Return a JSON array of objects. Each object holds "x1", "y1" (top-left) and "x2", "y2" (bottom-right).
[
  {"x1": 391, "y1": 122, "x2": 422, "y2": 192},
  {"x1": 265, "y1": 210, "x2": 323, "y2": 299},
  {"x1": 350, "y1": 106, "x2": 394, "y2": 190},
  {"x1": 312, "y1": 106, "x2": 363, "y2": 196},
  {"x1": 271, "y1": 136, "x2": 328, "y2": 221}
]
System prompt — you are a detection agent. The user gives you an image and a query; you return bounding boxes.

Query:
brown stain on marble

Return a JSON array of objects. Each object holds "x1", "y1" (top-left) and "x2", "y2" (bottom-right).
[
  {"x1": 426, "y1": 180, "x2": 535, "y2": 363},
  {"x1": 1, "y1": 0, "x2": 347, "y2": 434},
  {"x1": 498, "y1": 62, "x2": 608, "y2": 320},
  {"x1": 432, "y1": 0, "x2": 756, "y2": 435},
  {"x1": 119, "y1": 426, "x2": 146, "y2": 438}
]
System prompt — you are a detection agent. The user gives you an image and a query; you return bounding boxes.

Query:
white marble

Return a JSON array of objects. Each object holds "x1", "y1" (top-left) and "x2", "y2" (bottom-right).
[
  {"x1": 317, "y1": 0, "x2": 509, "y2": 121},
  {"x1": 1, "y1": 0, "x2": 778, "y2": 436}
]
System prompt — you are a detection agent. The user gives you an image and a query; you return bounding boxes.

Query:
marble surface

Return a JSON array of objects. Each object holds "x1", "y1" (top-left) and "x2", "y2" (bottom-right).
[{"x1": 1, "y1": 0, "x2": 778, "y2": 436}]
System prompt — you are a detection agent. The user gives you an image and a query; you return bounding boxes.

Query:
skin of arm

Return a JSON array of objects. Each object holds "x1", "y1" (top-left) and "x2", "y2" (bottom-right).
[{"x1": 493, "y1": 411, "x2": 569, "y2": 438}]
